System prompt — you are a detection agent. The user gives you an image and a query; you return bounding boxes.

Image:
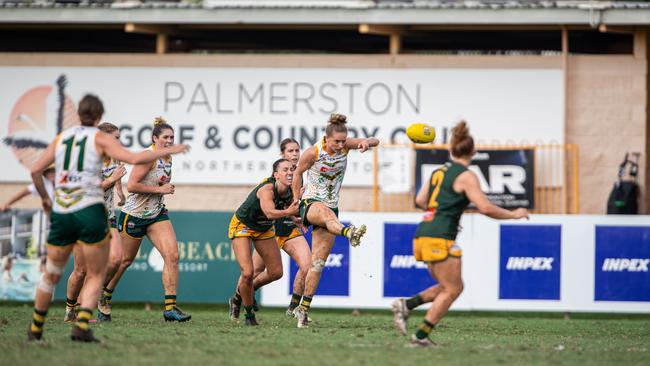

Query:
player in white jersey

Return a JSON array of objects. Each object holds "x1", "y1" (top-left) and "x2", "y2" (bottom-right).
[
  {"x1": 27, "y1": 95, "x2": 189, "y2": 342},
  {"x1": 291, "y1": 113, "x2": 379, "y2": 328},
  {"x1": 108, "y1": 117, "x2": 191, "y2": 322},
  {"x1": 63, "y1": 122, "x2": 126, "y2": 323}
]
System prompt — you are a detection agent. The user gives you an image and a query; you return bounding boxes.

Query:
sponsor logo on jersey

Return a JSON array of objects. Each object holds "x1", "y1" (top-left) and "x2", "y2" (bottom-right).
[{"x1": 505, "y1": 256, "x2": 554, "y2": 271}]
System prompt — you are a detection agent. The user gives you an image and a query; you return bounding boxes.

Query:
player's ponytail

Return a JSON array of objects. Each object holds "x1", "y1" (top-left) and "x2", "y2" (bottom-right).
[
  {"x1": 152, "y1": 116, "x2": 173, "y2": 144},
  {"x1": 325, "y1": 113, "x2": 348, "y2": 136},
  {"x1": 450, "y1": 120, "x2": 474, "y2": 159}
]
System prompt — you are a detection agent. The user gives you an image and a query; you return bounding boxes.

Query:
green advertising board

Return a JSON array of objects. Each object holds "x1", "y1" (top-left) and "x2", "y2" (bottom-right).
[{"x1": 54, "y1": 211, "x2": 239, "y2": 304}]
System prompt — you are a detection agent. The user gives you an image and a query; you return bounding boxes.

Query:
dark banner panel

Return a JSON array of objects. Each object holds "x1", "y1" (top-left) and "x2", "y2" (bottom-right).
[{"x1": 415, "y1": 148, "x2": 535, "y2": 208}]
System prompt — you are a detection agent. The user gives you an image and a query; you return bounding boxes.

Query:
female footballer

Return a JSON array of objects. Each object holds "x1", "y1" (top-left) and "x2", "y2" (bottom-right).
[
  {"x1": 391, "y1": 121, "x2": 529, "y2": 346},
  {"x1": 229, "y1": 158, "x2": 299, "y2": 325},
  {"x1": 291, "y1": 113, "x2": 379, "y2": 328}
]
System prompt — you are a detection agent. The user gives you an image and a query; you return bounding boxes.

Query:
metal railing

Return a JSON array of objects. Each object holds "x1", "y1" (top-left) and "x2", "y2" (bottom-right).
[{"x1": 371, "y1": 143, "x2": 579, "y2": 214}]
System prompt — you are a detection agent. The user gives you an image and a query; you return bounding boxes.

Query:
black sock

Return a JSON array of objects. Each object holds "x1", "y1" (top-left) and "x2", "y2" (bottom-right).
[
  {"x1": 244, "y1": 305, "x2": 255, "y2": 319},
  {"x1": 340, "y1": 226, "x2": 351, "y2": 238},
  {"x1": 406, "y1": 294, "x2": 424, "y2": 310},
  {"x1": 288, "y1": 293, "x2": 302, "y2": 310}
]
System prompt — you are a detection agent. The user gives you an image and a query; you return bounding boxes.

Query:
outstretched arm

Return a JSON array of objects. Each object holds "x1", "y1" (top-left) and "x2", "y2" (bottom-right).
[
  {"x1": 96, "y1": 131, "x2": 189, "y2": 165},
  {"x1": 457, "y1": 171, "x2": 529, "y2": 220},
  {"x1": 0, "y1": 187, "x2": 31, "y2": 212},
  {"x1": 345, "y1": 137, "x2": 380, "y2": 153}
]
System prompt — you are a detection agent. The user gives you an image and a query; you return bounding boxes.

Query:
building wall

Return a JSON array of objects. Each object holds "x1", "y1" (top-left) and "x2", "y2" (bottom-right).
[
  {"x1": 566, "y1": 54, "x2": 647, "y2": 214},
  {"x1": 0, "y1": 51, "x2": 646, "y2": 214}
]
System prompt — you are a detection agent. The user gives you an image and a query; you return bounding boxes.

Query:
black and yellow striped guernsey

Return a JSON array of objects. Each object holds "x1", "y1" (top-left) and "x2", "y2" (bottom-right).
[
  {"x1": 414, "y1": 161, "x2": 470, "y2": 240},
  {"x1": 235, "y1": 177, "x2": 291, "y2": 232}
]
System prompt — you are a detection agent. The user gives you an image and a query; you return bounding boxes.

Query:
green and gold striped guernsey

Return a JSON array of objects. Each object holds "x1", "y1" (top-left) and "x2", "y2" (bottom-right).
[
  {"x1": 235, "y1": 177, "x2": 286, "y2": 232},
  {"x1": 52, "y1": 126, "x2": 103, "y2": 214},
  {"x1": 415, "y1": 161, "x2": 470, "y2": 240},
  {"x1": 102, "y1": 158, "x2": 119, "y2": 222},
  {"x1": 122, "y1": 145, "x2": 172, "y2": 219},
  {"x1": 302, "y1": 137, "x2": 348, "y2": 208}
]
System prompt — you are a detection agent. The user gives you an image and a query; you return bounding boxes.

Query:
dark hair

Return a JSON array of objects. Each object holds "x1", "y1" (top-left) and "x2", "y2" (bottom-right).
[
  {"x1": 152, "y1": 117, "x2": 173, "y2": 143},
  {"x1": 77, "y1": 94, "x2": 104, "y2": 126},
  {"x1": 280, "y1": 138, "x2": 299, "y2": 152},
  {"x1": 98, "y1": 122, "x2": 119, "y2": 134},
  {"x1": 325, "y1": 113, "x2": 348, "y2": 137},
  {"x1": 450, "y1": 121, "x2": 475, "y2": 158},
  {"x1": 272, "y1": 158, "x2": 291, "y2": 173}
]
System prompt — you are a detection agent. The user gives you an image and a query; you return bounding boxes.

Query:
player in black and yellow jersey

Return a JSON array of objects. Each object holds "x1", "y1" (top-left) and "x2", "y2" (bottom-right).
[
  {"x1": 391, "y1": 121, "x2": 529, "y2": 347},
  {"x1": 228, "y1": 158, "x2": 299, "y2": 325},
  {"x1": 230, "y1": 138, "x2": 313, "y2": 318}
]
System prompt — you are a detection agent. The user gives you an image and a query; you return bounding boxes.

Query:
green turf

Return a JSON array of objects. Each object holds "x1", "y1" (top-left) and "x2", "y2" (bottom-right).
[{"x1": 1, "y1": 302, "x2": 649, "y2": 366}]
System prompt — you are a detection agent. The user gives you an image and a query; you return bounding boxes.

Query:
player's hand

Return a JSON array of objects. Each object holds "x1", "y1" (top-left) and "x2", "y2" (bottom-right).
[
  {"x1": 357, "y1": 140, "x2": 370, "y2": 153},
  {"x1": 159, "y1": 183, "x2": 175, "y2": 195},
  {"x1": 0, "y1": 203, "x2": 9, "y2": 212},
  {"x1": 111, "y1": 165, "x2": 127, "y2": 182},
  {"x1": 285, "y1": 200, "x2": 299, "y2": 216},
  {"x1": 512, "y1": 208, "x2": 529, "y2": 220},
  {"x1": 41, "y1": 197, "x2": 52, "y2": 215},
  {"x1": 299, "y1": 187, "x2": 305, "y2": 196},
  {"x1": 169, "y1": 144, "x2": 190, "y2": 155}
]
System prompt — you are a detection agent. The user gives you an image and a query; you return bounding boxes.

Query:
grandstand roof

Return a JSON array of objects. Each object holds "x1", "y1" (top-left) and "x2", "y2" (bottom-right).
[{"x1": 1, "y1": 0, "x2": 650, "y2": 26}]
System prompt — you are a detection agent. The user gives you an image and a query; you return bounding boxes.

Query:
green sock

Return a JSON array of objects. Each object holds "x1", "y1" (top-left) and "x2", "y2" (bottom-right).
[
  {"x1": 415, "y1": 319, "x2": 435, "y2": 340},
  {"x1": 289, "y1": 293, "x2": 302, "y2": 310},
  {"x1": 244, "y1": 305, "x2": 255, "y2": 319},
  {"x1": 405, "y1": 294, "x2": 424, "y2": 310}
]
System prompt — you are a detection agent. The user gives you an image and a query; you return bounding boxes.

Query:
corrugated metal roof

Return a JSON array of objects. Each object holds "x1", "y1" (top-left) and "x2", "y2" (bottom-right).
[
  {"x1": 0, "y1": 0, "x2": 649, "y2": 10},
  {"x1": 1, "y1": 0, "x2": 650, "y2": 25}
]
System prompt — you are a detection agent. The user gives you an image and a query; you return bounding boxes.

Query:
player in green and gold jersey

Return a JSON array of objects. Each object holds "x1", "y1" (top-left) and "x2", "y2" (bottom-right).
[{"x1": 391, "y1": 121, "x2": 529, "y2": 347}]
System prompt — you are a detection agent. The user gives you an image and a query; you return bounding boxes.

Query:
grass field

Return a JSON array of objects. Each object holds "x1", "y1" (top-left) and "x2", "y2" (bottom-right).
[{"x1": 1, "y1": 302, "x2": 649, "y2": 366}]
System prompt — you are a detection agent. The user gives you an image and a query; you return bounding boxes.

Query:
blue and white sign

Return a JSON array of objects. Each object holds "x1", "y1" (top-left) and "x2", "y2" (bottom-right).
[
  {"x1": 383, "y1": 223, "x2": 437, "y2": 297},
  {"x1": 499, "y1": 224, "x2": 561, "y2": 300},
  {"x1": 289, "y1": 225, "x2": 349, "y2": 296},
  {"x1": 595, "y1": 226, "x2": 650, "y2": 302}
]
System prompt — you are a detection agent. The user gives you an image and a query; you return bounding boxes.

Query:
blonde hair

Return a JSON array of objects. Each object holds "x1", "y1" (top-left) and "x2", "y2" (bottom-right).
[
  {"x1": 450, "y1": 121, "x2": 474, "y2": 159},
  {"x1": 325, "y1": 113, "x2": 348, "y2": 136}
]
